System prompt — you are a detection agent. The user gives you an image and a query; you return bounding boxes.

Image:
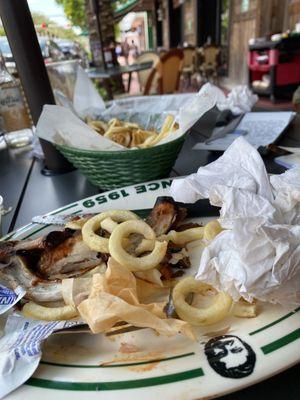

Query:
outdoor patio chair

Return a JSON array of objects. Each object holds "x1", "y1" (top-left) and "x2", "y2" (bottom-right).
[
  {"x1": 135, "y1": 51, "x2": 160, "y2": 94},
  {"x1": 158, "y1": 48, "x2": 168, "y2": 57},
  {"x1": 197, "y1": 45, "x2": 220, "y2": 83},
  {"x1": 144, "y1": 49, "x2": 184, "y2": 95}
]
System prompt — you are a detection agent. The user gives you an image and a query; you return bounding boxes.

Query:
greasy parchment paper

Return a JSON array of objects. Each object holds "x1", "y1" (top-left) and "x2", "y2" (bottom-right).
[
  {"x1": 0, "y1": 258, "x2": 195, "y2": 399},
  {"x1": 63, "y1": 258, "x2": 195, "y2": 340}
]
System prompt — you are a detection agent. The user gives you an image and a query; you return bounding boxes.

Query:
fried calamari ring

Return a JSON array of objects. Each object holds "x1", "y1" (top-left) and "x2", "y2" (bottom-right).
[
  {"x1": 233, "y1": 299, "x2": 258, "y2": 318},
  {"x1": 100, "y1": 217, "x2": 155, "y2": 253},
  {"x1": 159, "y1": 227, "x2": 204, "y2": 246},
  {"x1": 203, "y1": 220, "x2": 222, "y2": 241},
  {"x1": 22, "y1": 302, "x2": 78, "y2": 321},
  {"x1": 109, "y1": 220, "x2": 168, "y2": 271},
  {"x1": 100, "y1": 217, "x2": 119, "y2": 233},
  {"x1": 134, "y1": 238, "x2": 155, "y2": 255},
  {"x1": 82, "y1": 210, "x2": 139, "y2": 253},
  {"x1": 173, "y1": 277, "x2": 232, "y2": 326}
]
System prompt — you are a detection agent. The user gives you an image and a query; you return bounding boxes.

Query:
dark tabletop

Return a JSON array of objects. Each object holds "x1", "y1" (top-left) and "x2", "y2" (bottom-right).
[
  {"x1": 0, "y1": 109, "x2": 299, "y2": 399},
  {"x1": 87, "y1": 61, "x2": 153, "y2": 79}
]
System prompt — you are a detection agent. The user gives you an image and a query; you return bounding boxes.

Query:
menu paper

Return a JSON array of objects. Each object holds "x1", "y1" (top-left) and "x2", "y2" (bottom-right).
[
  {"x1": 194, "y1": 111, "x2": 296, "y2": 151},
  {"x1": 170, "y1": 137, "x2": 300, "y2": 306}
]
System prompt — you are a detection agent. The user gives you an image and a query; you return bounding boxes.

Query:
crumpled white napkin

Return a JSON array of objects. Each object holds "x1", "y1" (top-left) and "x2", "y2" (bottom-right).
[
  {"x1": 170, "y1": 137, "x2": 300, "y2": 306},
  {"x1": 217, "y1": 85, "x2": 258, "y2": 115}
]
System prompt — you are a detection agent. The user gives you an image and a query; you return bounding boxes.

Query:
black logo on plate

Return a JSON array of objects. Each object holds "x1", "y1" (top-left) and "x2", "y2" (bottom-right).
[{"x1": 204, "y1": 335, "x2": 256, "y2": 379}]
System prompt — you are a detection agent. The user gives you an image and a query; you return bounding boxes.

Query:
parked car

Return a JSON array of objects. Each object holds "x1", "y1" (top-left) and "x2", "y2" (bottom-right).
[
  {"x1": 0, "y1": 37, "x2": 16, "y2": 75},
  {"x1": 0, "y1": 36, "x2": 66, "y2": 75},
  {"x1": 39, "y1": 37, "x2": 66, "y2": 64},
  {"x1": 54, "y1": 39, "x2": 89, "y2": 68}
]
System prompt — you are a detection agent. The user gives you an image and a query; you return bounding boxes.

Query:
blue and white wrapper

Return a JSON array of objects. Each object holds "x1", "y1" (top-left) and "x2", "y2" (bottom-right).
[
  {"x1": 0, "y1": 285, "x2": 26, "y2": 315},
  {"x1": 0, "y1": 315, "x2": 81, "y2": 399}
]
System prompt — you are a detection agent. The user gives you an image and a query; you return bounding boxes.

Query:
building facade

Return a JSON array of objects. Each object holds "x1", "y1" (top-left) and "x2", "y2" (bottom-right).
[{"x1": 157, "y1": 0, "x2": 300, "y2": 84}]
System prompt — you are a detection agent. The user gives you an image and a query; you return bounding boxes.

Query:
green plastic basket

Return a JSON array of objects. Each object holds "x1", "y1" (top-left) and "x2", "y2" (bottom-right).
[{"x1": 56, "y1": 134, "x2": 186, "y2": 190}]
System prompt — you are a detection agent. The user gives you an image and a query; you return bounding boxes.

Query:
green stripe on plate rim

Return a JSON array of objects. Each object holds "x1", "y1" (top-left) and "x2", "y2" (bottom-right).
[
  {"x1": 40, "y1": 352, "x2": 195, "y2": 368},
  {"x1": 2, "y1": 223, "x2": 33, "y2": 240},
  {"x1": 261, "y1": 328, "x2": 300, "y2": 354},
  {"x1": 26, "y1": 368, "x2": 204, "y2": 391},
  {"x1": 249, "y1": 307, "x2": 300, "y2": 336},
  {"x1": 50, "y1": 203, "x2": 79, "y2": 215}
]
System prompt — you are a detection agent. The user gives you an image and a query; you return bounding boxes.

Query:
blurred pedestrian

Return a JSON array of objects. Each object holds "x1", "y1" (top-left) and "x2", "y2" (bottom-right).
[
  {"x1": 131, "y1": 40, "x2": 139, "y2": 59},
  {"x1": 122, "y1": 38, "x2": 130, "y2": 65}
]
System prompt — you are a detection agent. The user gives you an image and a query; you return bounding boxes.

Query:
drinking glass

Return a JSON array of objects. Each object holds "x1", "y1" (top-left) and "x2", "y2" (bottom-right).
[{"x1": 3, "y1": 128, "x2": 33, "y2": 148}]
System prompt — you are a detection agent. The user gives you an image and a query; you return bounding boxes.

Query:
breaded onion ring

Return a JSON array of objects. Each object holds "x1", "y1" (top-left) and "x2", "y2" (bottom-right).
[
  {"x1": 100, "y1": 217, "x2": 119, "y2": 234},
  {"x1": 109, "y1": 220, "x2": 168, "y2": 271},
  {"x1": 82, "y1": 210, "x2": 139, "y2": 253},
  {"x1": 159, "y1": 227, "x2": 204, "y2": 245},
  {"x1": 22, "y1": 302, "x2": 78, "y2": 321},
  {"x1": 203, "y1": 220, "x2": 222, "y2": 241},
  {"x1": 134, "y1": 238, "x2": 155, "y2": 255},
  {"x1": 173, "y1": 277, "x2": 232, "y2": 326},
  {"x1": 233, "y1": 299, "x2": 258, "y2": 318}
]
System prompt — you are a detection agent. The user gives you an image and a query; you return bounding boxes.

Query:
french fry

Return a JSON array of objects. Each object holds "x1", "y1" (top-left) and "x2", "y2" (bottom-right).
[
  {"x1": 108, "y1": 118, "x2": 122, "y2": 127},
  {"x1": 87, "y1": 120, "x2": 108, "y2": 134},
  {"x1": 130, "y1": 130, "x2": 154, "y2": 148},
  {"x1": 158, "y1": 227, "x2": 204, "y2": 246},
  {"x1": 124, "y1": 122, "x2": 140, "y2": 129},
  {"x1": 203, "y1": 220, "x2": 223, "y2": 241},
  {"x1": 104, "y1": 126, "x2": 131, "y2": 135},
  {"x1": 87, "y1": 115, "x2": 178, "y2": 149},
  {"x1": 23, "y1": 301, "x2": 78, "y2": 321},
  {"x1": 142, "y1": 115, "x2": 175, "y2": 147}
]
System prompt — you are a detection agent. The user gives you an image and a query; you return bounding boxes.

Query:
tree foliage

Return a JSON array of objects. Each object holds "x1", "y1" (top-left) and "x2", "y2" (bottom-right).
[
  {"x1": 0, "y1": 12, "x2": 78, "y2": 40},
  {"x1": 54, "y1": 0, "x2": 131, "y2": 30},
  {"x1": 32, "y1": 12, "x2": 78, "y2": 40},
  {"x1": 55, "y1": 0, "x2": 87, "y2": 30}
]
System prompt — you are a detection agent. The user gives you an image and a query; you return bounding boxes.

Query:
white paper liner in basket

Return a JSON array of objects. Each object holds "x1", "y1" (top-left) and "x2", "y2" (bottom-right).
[{"x1": 36, "y1": 83, "x2": 224, "y2": 152}]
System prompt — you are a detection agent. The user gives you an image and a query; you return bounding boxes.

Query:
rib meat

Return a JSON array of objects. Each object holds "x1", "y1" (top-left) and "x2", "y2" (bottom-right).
[
  {"x1": 0, "y1": 256, "x2": 63, "y2": 302},
  {"x1": 146, "y1": 197, "x2": 187, "y2": 236},
  {"x1": 0, "y1": 229, "x2": 102, "y2": 302}
]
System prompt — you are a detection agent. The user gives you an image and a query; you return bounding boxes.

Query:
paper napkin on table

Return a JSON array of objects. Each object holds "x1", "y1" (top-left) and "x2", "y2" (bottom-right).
[
  {"x1": 217, "y1": 85, "x2": 258, "y2": 115},
  {"x1": 170, "y1": 137, "x2": 300, "y2": 306}
]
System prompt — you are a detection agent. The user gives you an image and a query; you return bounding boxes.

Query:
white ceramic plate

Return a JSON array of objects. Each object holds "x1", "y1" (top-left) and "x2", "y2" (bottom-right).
[{"x1": 4, "y1": 178, "x2": 300, "y2": 400}]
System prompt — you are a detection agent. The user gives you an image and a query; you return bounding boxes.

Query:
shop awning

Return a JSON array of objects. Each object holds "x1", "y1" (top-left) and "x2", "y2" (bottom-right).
[{"x1": 113, "y1": 0, "x2": 140, "y2": 18}]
